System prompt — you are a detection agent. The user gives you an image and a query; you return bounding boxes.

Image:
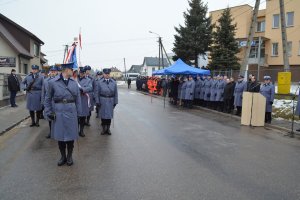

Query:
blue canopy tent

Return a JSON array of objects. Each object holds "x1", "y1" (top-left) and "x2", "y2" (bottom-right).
[
  {"x1": 152, "y1": 59, "x2": 210, "y2": 76},
  {"x1": 152, "y1": 68, "x2": 167, "y2": 75}
]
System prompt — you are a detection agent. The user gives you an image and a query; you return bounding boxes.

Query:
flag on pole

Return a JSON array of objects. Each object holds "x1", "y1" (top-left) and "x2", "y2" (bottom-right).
[
  {"x1": 79, "y1": 28, "x2": 82, "y2": 49},
  {"x1": 64, "y1": 43, "x2": 78, "y2": 70}
]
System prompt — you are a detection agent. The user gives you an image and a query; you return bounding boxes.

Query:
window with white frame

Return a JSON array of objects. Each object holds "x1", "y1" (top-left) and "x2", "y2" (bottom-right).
[
  {"x1": 286, "y1": 12, "x2": 294, "y2": 27},
  {"x1": 257, "y1": 21, "x2": 265, "y2": 32},
  {"x1": 273, "y1": 14, "x2": 280, "y2": 28},
  {"x1": 287, "y1": 41, "x2": 292, "y2": 56},
  {"x1": 272, "y1": 43, "x2": 278, "y2": 56},
  {"x1": 33, "y1": 43, "x2": 39, "y2": 57}
]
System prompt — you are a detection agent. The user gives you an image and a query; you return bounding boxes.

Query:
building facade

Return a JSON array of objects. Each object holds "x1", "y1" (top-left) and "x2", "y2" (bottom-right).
[
  {"x1": 0, "y1": 13, "x2": 44, "y2": 75},
  {"x1": 210, "y1": 0, "x2": 300, "y2": 80},
  {"x1": 141, "y1": 57, "x2": 170, "y2": 76}
]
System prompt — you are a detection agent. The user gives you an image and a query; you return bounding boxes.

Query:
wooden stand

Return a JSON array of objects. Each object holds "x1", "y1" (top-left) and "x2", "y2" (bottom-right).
[{"x1": 241, "y1": 92, "x2": 266, "y2": 126}]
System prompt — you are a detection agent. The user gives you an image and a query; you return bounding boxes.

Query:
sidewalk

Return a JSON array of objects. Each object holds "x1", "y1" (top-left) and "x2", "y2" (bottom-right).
[
  {"x1": 136, "y1": 89, "x2": 300, "y2": 137},
  {"x1": 0, "y1": 101, "x2": 29, "y2": 135}
]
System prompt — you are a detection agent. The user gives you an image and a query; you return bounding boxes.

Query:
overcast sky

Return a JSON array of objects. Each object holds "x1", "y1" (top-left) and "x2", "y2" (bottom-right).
[{"x1": 0, "y1": 0, "x2": 265, "y2": 71}]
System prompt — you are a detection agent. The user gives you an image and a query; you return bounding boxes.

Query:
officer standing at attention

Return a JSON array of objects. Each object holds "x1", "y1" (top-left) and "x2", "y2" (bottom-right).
[
  {"x1": 181, "y1": 76, "x2": 188, "y2": 107},
  {"x1": 84, "y1": 65, "x2": 95, "y2": 126},
  {"x1": 204, "y1": 75, "x2": 213, "y2": 107},
  {"x1": 194, "y1": 75, "x2": 201, "y2": 105},
  {"x1": 185, "y1": 75, "x2": 196, "y2": 108},
  {"x1": 95, "y1": 71, "x2": 103, "y2": 116},
  {"x1": 22, "y1": 65, "x2": 44, "y2": 127},
  {"x1": 215, "y1": 75, "x2": 226, "y2": 111},
  {"x1": 260, "y1": 76, "x2": 275, "y2": 124},
  {"x1": 42, "y1": 66, "x2": 58, "y2": 138},
  {"x1": 234, "y1": 75, "x2": 247, "y2": 116},
  {"x1": 44, "y1": 62, "x2": 82, "y2": 166},
  {"x1": 78, "y1": 67, "x2": 93, "y2": 137},
  {"x1": 95, "y1": 68, "x2": 118, "y2": 135}
]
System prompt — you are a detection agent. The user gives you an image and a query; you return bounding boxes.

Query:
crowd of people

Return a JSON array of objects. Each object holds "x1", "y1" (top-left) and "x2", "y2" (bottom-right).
[{"x1": 136, "y1": 74, "x2": 275, "y2": 124}]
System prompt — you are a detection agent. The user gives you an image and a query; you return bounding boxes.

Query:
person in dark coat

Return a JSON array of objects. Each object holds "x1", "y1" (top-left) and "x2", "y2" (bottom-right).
[
  {"x1": 78, "y1": 67, "x2": 93, "y2": 137},
  {"x1": 22, "y1": 65, "x2": 44, "y2": 127},
  {"x1": 223, "y1": 78, "x2": 235, "y2": 113},
  {"x1": 247, "y1": 76, "x2": 260, "y2": 93},
  {"x1": 42, "y1": 66, "x2": 58, "y2": 138},
  {"x1": 247, "y1": 74, "x2": 253, "y2": 91},
  {"x1": 127, "y1": 78, "x2": 132, "y2": 89},
  {"x1": 260, "y1": 76, "x2": 275, "y2": 124},
  {"x1": 171, "y1": 77, "x2": 179, "y2": 105},
  {"x1": 8, "y1": 69, "x2": 20, "y2": 107},
  {"x1": 44, "y1": 62, "x2": 82, "y2": 166},
  {"x1": 95, "y1": 68, "x2": 118, "y2": 135}
]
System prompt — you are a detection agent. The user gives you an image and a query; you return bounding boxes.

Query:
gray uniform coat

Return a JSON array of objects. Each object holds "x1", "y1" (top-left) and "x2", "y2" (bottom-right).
[
  {"x1": 22, "y1": 73, "x2": 43, "y2": 111},
  {"x1": 234, "y1": 81, "x2": 247, "y2": 107},
  {"x1": 44, "y1": 76, "x2": 82, "y2": 141},
  {"x1": 260, "y1": 83, "x2": 275, "y2": 112},
  {"x1": 194, "y1": 79, "x2": 201, "y2": 99},
  {"x1": 87, "y1": 75, "x2": 96, "y2": 111},
  {"x1": 204, "y1": 79, "x2": 213, "y2": 101},
  {"x1": 210, "y1": 80, "x2": 218, "y2": 102},
  {"x1": 296, "y1": 92, "x2": 300, "y2": 116},
  {"x1": 78, "y1": 77, "x2": 93, "y2": 117},
  {"x1": 95, "y1": 79, "x2": 118, "y2": 119},
  {"x1": 215, "y1": 80, "x2": 226, "y2": 102},
  {"x1": 200, "y1": 79, "x2": 206, "y2": 100},
  {"x1": 185, "y1": 80, "x2": 196, "y2": 100},
  {"x1": 180, "y1": 81, "x2": 187, "y2": 100}
]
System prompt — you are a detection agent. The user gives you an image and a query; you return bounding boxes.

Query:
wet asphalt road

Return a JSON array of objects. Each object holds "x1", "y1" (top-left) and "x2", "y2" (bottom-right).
[{"x1": 1, "y1": 87, "x2": 300, "y2": 200}]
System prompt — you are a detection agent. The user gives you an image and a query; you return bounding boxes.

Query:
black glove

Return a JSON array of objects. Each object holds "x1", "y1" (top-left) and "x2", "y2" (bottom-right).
[
  {"x1": 190, "y1": 93, "x2": 193, "y2": 95},
  {"x1": 113, "y1": 104, "x2": 116, "y2": 108},
  {"x1": 79, "y1": 88, "x2": 83, "y2": 92},
  {"x1": 270, "y1": 101, "x2": 273, "y2": 105},
  {"x1": 47, "y1": 113, "x2": 56, "y2": 121},
  {"x1": 96, "y1": 103, "x2": 101, "y2": 108}
]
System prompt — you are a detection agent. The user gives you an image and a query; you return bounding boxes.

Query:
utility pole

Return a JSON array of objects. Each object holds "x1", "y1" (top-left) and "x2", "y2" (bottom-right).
[
  {"x1": 123, "y1": 58, "x2": 127, "y2": 82},
  {"x1": 241, "y1": 0, "x2": 260, "y2": 73},
  {"x1": 279, "y1": 0, "x2": 290, "y2": 71},
  {"x1": 158, "y1": 37, "x2": 161, "y2": 70},
  {"x1": 63, "y1": 45, "x2": 69, "y2": 63}
]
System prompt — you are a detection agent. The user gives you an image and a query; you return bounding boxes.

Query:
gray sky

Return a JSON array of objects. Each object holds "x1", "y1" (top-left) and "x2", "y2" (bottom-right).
[{"x1": 0, "y1": 0, "x2": 265, "y2": 71}]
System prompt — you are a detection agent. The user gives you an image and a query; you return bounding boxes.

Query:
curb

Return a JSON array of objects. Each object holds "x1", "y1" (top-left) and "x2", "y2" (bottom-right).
[
  {"x1": 137, "y1": 90, "x2": 299, "y2": 136},
  {"x1": 0, "y1": 116, "x2": 30, "y2": 136}
]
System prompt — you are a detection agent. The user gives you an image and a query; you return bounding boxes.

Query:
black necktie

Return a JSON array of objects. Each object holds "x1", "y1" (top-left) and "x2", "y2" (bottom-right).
[{"x1": 106, "y1": 80, "x2": 109, "y2": 84}]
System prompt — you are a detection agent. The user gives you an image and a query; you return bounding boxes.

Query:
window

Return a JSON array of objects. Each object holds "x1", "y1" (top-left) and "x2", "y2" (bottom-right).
[
  {"x1": 33, "y1": 43, "x2": 39, "y2": 57},
  {"x1": 286, "y1": 12, "x2": 294, "y2": 27},
  {"x1": 273, "y1": 14, "x2": 280, "y2": 28},
  {"x1": 287, "y1": 41, "x2": 292, "y2": 56},
  {"x1": 257, "y1": 21, "x2": 265, "y2": 32},
  {"x1": 272, "y1": 43, "x2": 278, "y2": 56}
]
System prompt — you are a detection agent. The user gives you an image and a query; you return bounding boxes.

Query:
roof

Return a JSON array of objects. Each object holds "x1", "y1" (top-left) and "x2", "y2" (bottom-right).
[
  {"x1": 128, "y1": 65, "x2": 142, "y2": 73},
  {"x1": 143, "y1": 57, "x2": 170, "y2": 67},
  {"x1": 0, "y1": 13, "x2": 44, "y2": 45},
  {"x1": 110, "y1": 67, "x2": 121, "y2": 72},
  {"x1": 209, "y1": 4, "x2": 253, "y2": 14},
  {"x1": 0, "y1": 21, "x2": 32, "y2": 58}
]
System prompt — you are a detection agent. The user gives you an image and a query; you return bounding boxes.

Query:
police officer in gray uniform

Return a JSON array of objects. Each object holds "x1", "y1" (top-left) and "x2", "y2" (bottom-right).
[
  {"x1": 210, "y1": 76, "x2": 218, "y2": 109},
  {"x1": 199, "y1": 75, "x2": 206, "y2": 106},
  {"x1": 204, "y1": 75, "x2": 213, "y2": 107},
  {"x1": 185, "y1": 75, "x2": 196, "y2": 108},
  {"x1": 194, "y1": 75, "x2": 201, "y2": 105},
  {"x1": 234, "y1": 75, "x2": 247, "y2": 116},
  {"x1": 22, "y1": 65, "x2": 44, "y2": 127},
  {"x1": 84, "y1": 65, "x2": 95, "y2": 126},
  {"x1": 44, "y1": 62, "x2": 82, "y2": 166},
  {"x1": 260, "y1": 76, "x2": 275, "y2": 123},
  {"x1": 95, "y1": 71, "x2": 103, "y2": 116},
  {"x1": 215, "y1": 75, "x2": 226, "y2": 111},
  {"x1": 181, "y1": 77, "x2": 188, "y2": 107},
  {"x1": 78, "y1": 67, "x2": 93, "y2": 137},
  {"x1": 42, "y1": 66, "x2": 58, "y2": 138},
  {"x1": 95, "y1": 68, "x2": 118, "y2": 135}
]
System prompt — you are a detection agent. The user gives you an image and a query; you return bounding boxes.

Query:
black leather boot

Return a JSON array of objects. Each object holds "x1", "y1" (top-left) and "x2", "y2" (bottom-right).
[
  {"x1": 57, "y1": 143, "x2": 67, "y2": 166},
  {"x1": 30, "y1": 111, "x2": 36, "y2": 127},
  {"x1": 106, "y1": 124, "x2": 111, "y2": 135},
  {"x1": 101, "y1": 125, "x2": 106, "y2": 135},
  {"x1": 66, "y1": 146, "x2": 73, "y2": 166},
  {"x1": 79, "y1": 118, "x2": 85, "y2": 137},
  {"x1": 85, "y1": 115, "x2": 91, "y2": 126}
]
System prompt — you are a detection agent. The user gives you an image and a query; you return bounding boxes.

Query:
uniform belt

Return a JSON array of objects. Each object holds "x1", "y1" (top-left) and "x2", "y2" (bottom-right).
[
  {"x1": 54, "y1": 99, "x2": 75, "y2": 104},
  {"x1": 100, "y1": 94, "x2": 115, "y2": 98}
]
